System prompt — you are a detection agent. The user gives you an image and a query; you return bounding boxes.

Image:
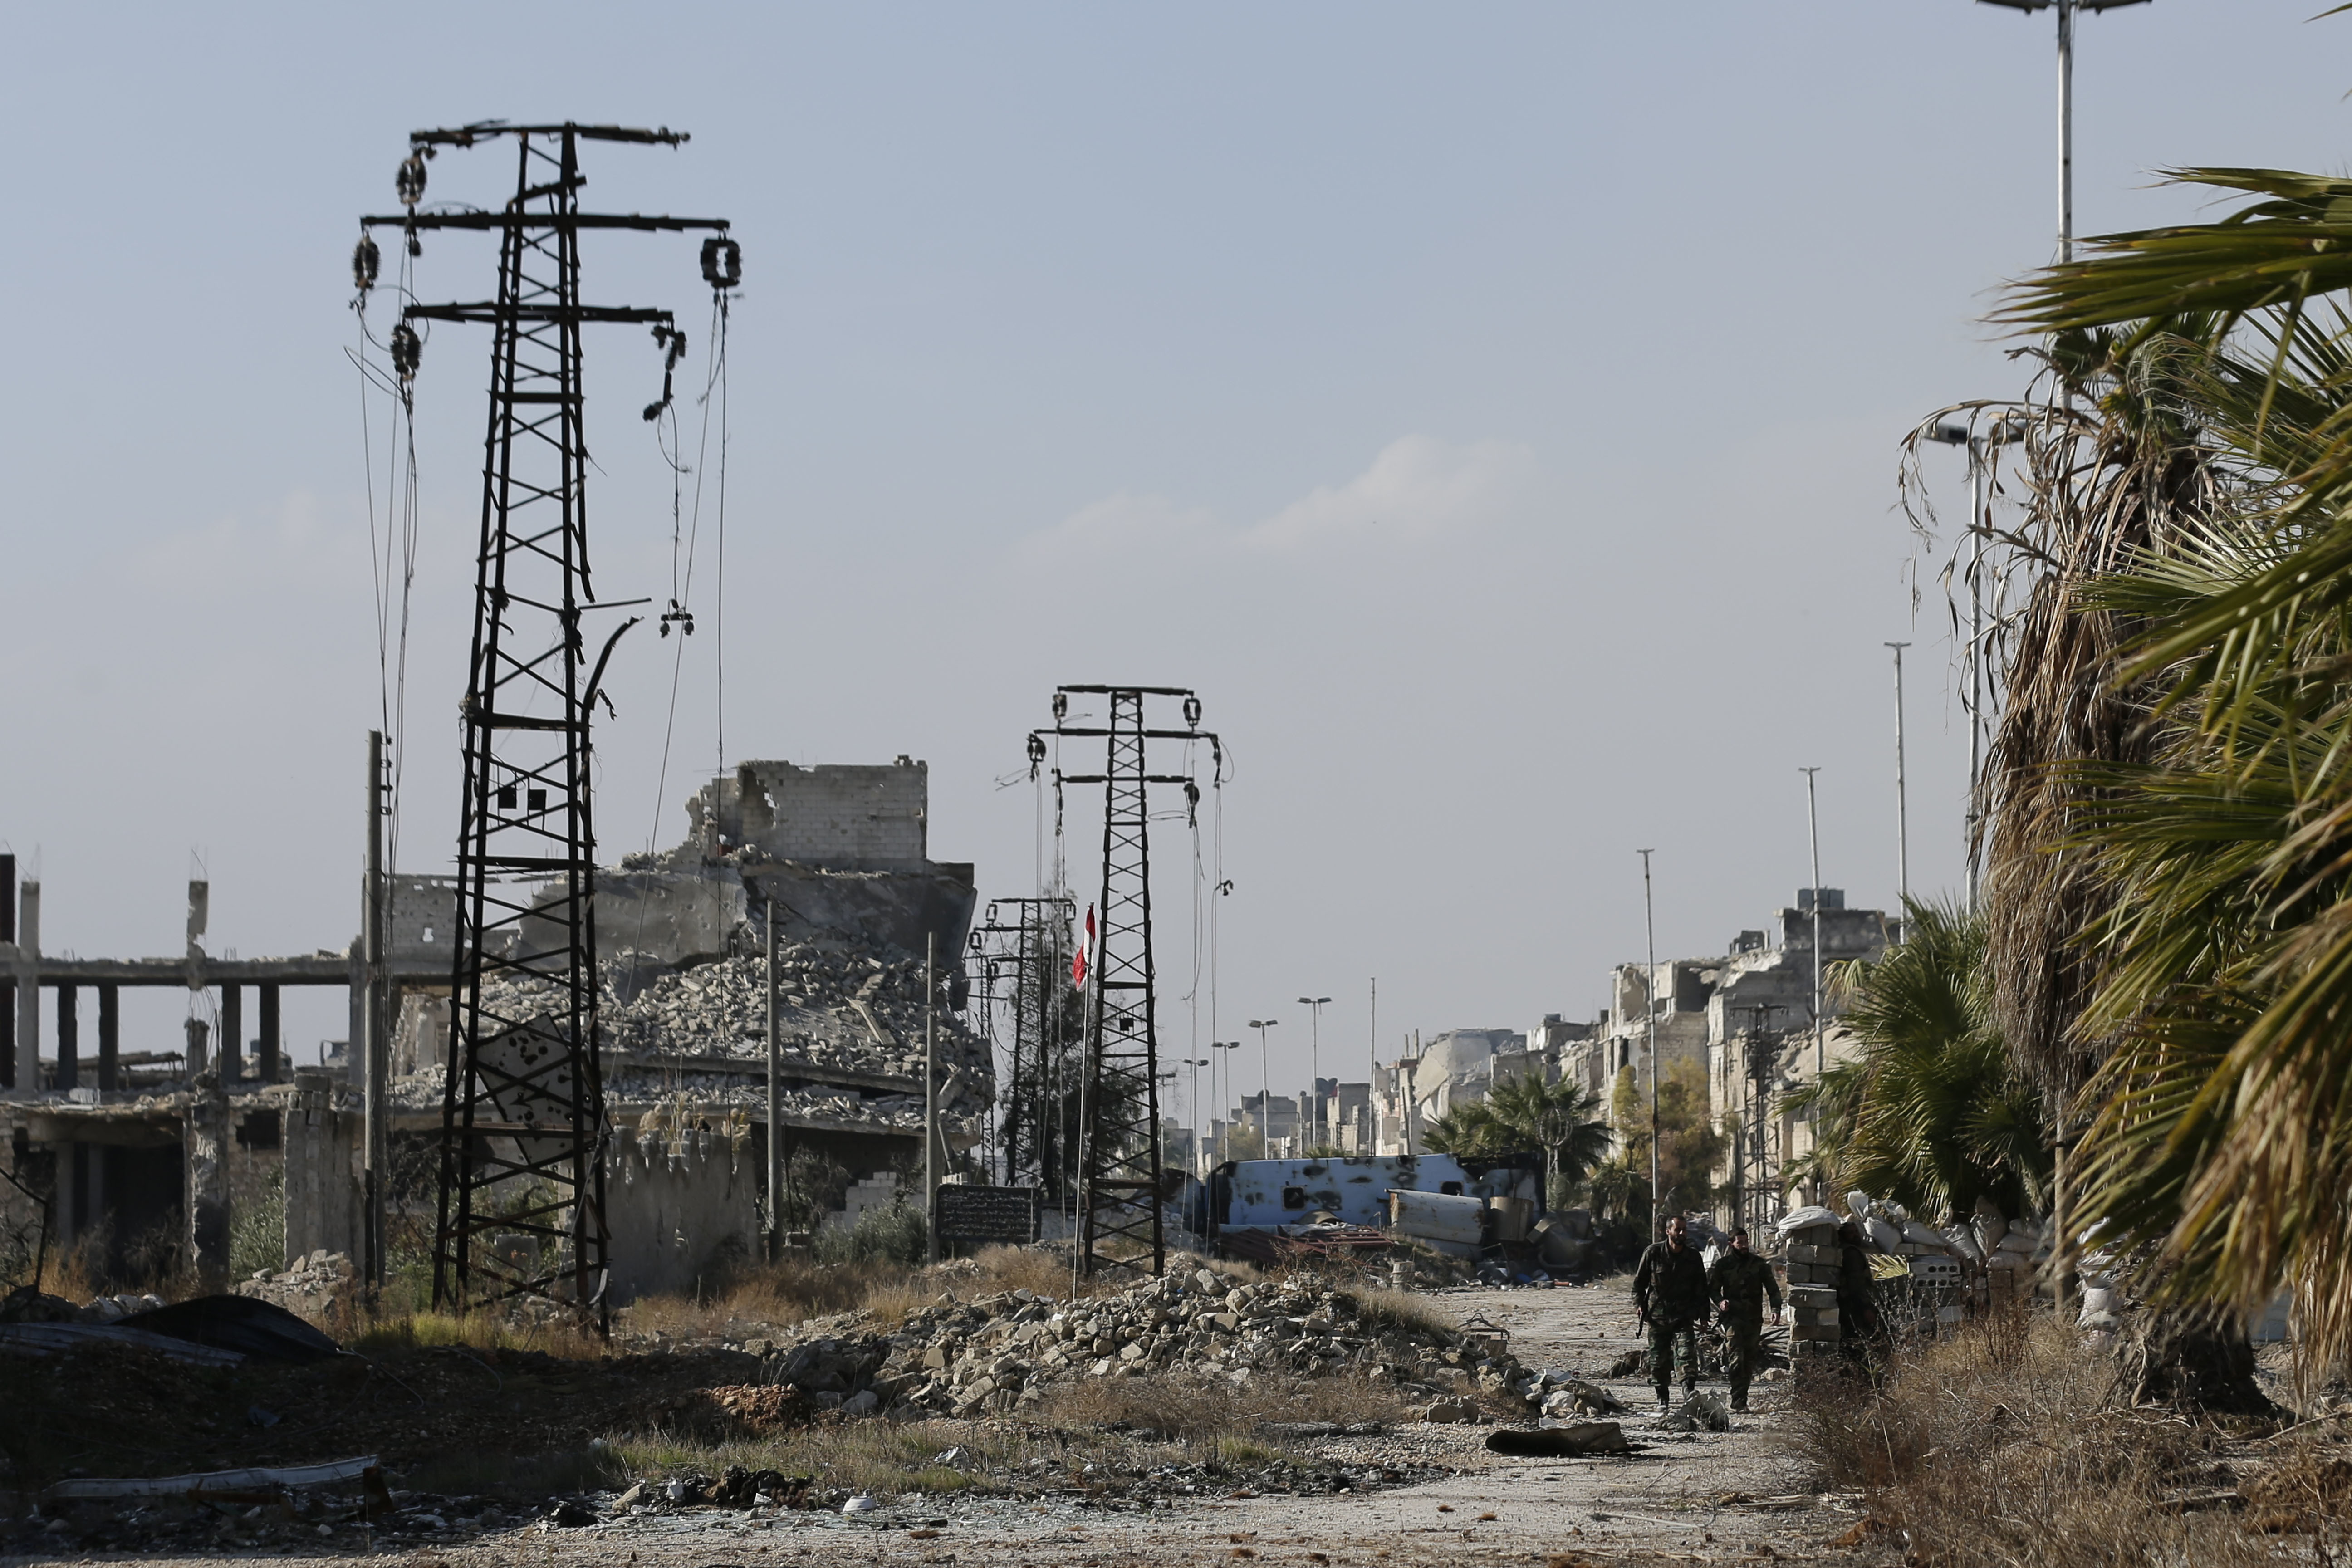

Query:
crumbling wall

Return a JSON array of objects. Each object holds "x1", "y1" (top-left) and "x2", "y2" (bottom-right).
[
  {"x1": 283, "y1": 1071, "x2": 359, "y2": 1265},
  {"x1": 686, "y1": 760, "x2": 929, "y2": 868},
  {"x1": 606, "y1": 1126, "x2": 758, "y2": 1303}
]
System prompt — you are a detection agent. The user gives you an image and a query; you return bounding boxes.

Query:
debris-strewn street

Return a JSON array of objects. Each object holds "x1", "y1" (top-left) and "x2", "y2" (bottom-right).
[{"x1": 3, "y1": 1280, "x2": 1847, "y2": 1567}]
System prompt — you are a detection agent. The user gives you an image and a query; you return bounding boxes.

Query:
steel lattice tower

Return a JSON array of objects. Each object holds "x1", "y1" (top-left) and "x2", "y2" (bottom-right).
[
  {"x1": 971, "y1": 896, "x2": 1075, "y2": 1191},
  {"x1": 361, "y1": 122, "x2": 733, "y2": 1326},
  {"x1": 1031, "y1": 686, "x2": 1217, "y2": 1278}
]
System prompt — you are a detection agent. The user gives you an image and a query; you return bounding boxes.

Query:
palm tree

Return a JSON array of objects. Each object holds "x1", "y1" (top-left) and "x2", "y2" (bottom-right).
[
  {"x1": 1417, "y1": 1074, "x2": 1612, "y2": 1202},
  {"x1": 1783, "y1": 900, "x2": 2049, "y2": 1224},
  {"x1": 1995, "y1": 164, "x2": 2352, "y2": 1377}
]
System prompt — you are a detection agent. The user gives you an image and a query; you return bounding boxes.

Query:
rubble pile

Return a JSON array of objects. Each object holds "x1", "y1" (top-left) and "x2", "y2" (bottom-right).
[
  {"x1": 699, "y1": 1268, "x2": 1544, "y2": 1423},
  {"x1": 397, "y1": 936, "x2": 994, "y2": 1138},
  {"x1": 235, "y1": 1249, "x2": 357, "y2": 1328}
]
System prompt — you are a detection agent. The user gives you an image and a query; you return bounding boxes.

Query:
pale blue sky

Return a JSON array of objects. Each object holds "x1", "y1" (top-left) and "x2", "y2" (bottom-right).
[{"x1": 5, "y1": 3, "x2": 2348, "y2": 1120}]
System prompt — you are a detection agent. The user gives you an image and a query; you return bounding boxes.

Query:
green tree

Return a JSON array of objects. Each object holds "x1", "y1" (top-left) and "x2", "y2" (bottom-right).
[
  {"x1": 1417, "y1": 1073, "x2": 1612, "y2": 1193},
  {"x1": 1784, "y1": 900, "x2": 2049, "y2": 1223}
]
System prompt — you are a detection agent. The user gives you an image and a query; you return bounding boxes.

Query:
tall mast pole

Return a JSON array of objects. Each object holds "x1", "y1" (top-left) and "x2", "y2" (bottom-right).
[
  {"x1": 1886, "y1": 642, "x2": 1911, "y2": 911},
  {"x1": 1638, "y1": 848, "x2": 1658, "y2": 1236},
  {"x1": 1801, "y1": 769, "x2": 1824, "y2": 1081}
]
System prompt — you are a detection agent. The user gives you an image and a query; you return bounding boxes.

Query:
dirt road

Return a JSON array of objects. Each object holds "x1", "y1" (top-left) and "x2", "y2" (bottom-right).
[{"x1": 16, "y1": 1282, "x2": 1854, "y2": 1567}]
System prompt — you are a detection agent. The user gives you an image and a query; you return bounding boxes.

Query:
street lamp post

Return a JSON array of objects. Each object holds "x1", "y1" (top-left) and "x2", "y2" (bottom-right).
[
  {"x1": 1637, "y1": 849, "x2": 1659, "y2": 1237},
  {"x1": 1974, "y1": 0, "x2": 2152, "y2": 265},
  {"x1": 1297, "y1": 995, "x2": 1332, "y2": 1147},
  {"x1": 1210, "y1": 1039, "x2": 1240, "y2": 1161},
  {"x1": 1800, "y1": 769, "x2": 1825, "y2": 1080},
  {"x1": 1248, "y1": 1019, "x2": 1279, "y2": 1153},
  {"x1": 1181, "y1": 1057, "x2": 1210, "y2": 1175},
  {"x1": 1886, "y1": 642, "x2": 1911, "y2": 912}
]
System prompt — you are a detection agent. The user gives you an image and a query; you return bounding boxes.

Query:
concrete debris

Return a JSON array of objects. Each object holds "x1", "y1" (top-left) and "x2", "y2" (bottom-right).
[
  {"x1": 1654, "y1": 1389, "x2": 1732, "y2": 1432},
  {"x1": 235, "y1": 1250, "x2": 355, "y2": 1329},
  {"x1": 675, "y1": 1269, "x2": 1539, "y2": 1424}
]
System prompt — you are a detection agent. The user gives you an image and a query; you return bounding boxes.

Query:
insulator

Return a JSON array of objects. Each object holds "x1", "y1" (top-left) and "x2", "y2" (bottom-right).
[
  {"x1": 1026, "y1": 733, "x2": 1047, "y2": 766},
  {"x1": 700, "y1": 235, "x2": 743, "y2": 290},
  {"x1": 390, "y1": 323, "x2": 421, "y2": 382},
  {"x1": 1051, "y1": 692, "x2": 1068, "y2": 720},
  {"x1": 1183, "y1": 694, "x2": 1202, "y2": 727},
  {"x1": 352, "y1": 235, "x2": 380, "y2": 294},
  {"x1": 404, "y1": 225, "x2": 421, "y2": 259},
  {"x1": 396, "y1": 152, "x2": 427, "y2": 209}
]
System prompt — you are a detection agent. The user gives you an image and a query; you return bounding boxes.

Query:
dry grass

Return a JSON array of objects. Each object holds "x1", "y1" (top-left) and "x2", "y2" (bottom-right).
[
  {"x1": 351, "y1": 1307, "x2": 605, "y2": 1360},
  {"x1": 606, "y1": 1414, "x2": 1228, "y2": 1500},
  {"x1": 1785, "y1": 1311, "x2": 2295, "y2": 1566},
  {"x1": 1031, "y1": 1368, "x2": 1409, "y2": 1441}
]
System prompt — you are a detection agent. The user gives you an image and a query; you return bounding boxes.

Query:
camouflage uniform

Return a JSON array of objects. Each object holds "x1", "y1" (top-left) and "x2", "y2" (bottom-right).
[
  {"x1": 1705, "y1": 1248, "x2": 1783, "y2": 1408},
  {"x1": 1632, "y1": 1238, "x2": 1709, "y2": 1400}
]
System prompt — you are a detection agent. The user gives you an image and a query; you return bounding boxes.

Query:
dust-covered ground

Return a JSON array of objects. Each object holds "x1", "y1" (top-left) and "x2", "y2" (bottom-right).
[{"x1": 3, "y1": 1282, "x2": 1856, "y2": 1567}]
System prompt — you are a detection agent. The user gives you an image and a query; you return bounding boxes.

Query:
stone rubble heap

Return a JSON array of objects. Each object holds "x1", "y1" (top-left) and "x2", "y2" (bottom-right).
[
  {"x1": 710, "y1": 1268, "x2": 1548, "y2": 1425},
  {"x1": 235, "y1": 1249, "x2": 358, "y2": 1329},
  {"x1": 400, "y1": 936, "x2": 993, "y2": 1136}
]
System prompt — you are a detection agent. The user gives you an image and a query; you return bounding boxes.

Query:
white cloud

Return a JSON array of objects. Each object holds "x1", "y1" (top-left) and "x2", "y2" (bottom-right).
[
  {"x1": 1242, "y1": 435, "x2": 1537, "y2": 552},
  {"x1": 1031, "y1": 436, "x2": 1539, "y2": 566}
]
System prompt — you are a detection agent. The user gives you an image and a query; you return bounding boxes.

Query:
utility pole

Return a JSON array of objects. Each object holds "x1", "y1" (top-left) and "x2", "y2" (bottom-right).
[
  {"x1": 925, "y1": 931, "x2": 940, "y2": 1264},
  {"x1": 1801, "y1": 769, "x2": 1825, "y2": 1082},
  {"x1": 1638, "y1": 848, "x2": 1659, "y2": 1236},
  {"x1": 362, "y1": 729, "x2": 388, "y2": 1295},
  {"x1": 1367, "y1": 976, "x2": 1377, "y2": 1152},
  {"x1": 372, "y1": 123, "x2": 737, "y2": 1330},
  {"x1": 765, "y1": 901, "x2": 780, "y2": 1260},
  {"x1": 1029, "y1": 686, "x2": 1220, "y2": 1278},
  {"x1": 1886, "y1": 642, "x2": 1911, "y2": 912}
]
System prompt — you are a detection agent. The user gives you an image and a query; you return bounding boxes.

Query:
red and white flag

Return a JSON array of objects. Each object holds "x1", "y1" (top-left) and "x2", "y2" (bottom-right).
[{"x1": 1072, "y1": 904, "x2": 1096, "y2": 990}]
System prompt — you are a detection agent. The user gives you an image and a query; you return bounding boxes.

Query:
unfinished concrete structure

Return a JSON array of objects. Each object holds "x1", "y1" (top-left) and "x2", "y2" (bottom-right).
[{"x1": 0, "y1": 760, "x2": 995, "y2": 1307}]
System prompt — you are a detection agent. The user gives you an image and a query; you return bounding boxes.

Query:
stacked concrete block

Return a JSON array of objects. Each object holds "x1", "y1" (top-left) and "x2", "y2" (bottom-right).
[{"x1": 1788, "y1": 1284, "x2": 1841, "y2": 1353}]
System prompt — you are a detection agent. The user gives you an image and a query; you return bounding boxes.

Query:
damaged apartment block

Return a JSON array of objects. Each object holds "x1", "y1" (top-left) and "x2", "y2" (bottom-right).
[{"x1": 0, "y1": 759, "x2": 993, "y2": 1308}]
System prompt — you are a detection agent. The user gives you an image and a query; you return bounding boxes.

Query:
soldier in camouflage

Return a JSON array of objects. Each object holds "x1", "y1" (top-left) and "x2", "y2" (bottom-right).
[
  {"x1": 1632, "y1": 1215, "x2": 1708, "y2": 1410},
  {"x1": 1705, "y1": 1224, "x2": 1782, "y2": 1411}
]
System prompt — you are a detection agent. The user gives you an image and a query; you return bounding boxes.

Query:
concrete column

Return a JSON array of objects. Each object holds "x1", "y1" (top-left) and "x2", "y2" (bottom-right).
[
  {"x1": 258, "y1": 983, "x2": 281, "y2": 1083},
  {"x1": 15, "y1": 881, "x2": 39, "y2": 1098},
  {"x1": 0, "y1": 852, "x2": 14, "y2": 1092},
  {"x1": 55, "y1": 984, "x2": 76, "y2": 1092},
  {"x1": 185, "y1": 1015, "x2": 209, "y2": 1078},
  {"x1": 186, "y1": 1070, "x2": 231, "y2": 1293},
  {"x1": 285, "y1": 1068, "x2": 358, "y2": 1263},
  {"x1": 220, "y1": 984, "x2": 243, "y2": 1088},
  {"x1": 97, "y1": 984, "x2": 119, "y2": 1093}
]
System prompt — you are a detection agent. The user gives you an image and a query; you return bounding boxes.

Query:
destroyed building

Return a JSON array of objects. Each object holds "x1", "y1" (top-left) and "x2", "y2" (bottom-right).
[{"x1": 0, "y1": 759, "x2": 993, "y2": 1305}]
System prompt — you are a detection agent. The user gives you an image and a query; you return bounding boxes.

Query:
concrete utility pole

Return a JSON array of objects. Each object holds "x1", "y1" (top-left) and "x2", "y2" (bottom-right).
[
  {"x1": 765, "y1": 902, "x2": 781, "y2": 1260},
  {"x1": 1801, "y1": 769, "x2": 1825, "y2": 1081},
  {"x1": 1638, "y1": 848, "x2": 1659, "y2": 1235},
  {"x1": 1887, "y1": 642, "x2": 1911, "y2": 911},
  {"x1": 925, "y1": 931, "x2": 940, "y2": 1264},
  {"x1": 362, "y1": 729, "x2": 388, "y2": 1294}
]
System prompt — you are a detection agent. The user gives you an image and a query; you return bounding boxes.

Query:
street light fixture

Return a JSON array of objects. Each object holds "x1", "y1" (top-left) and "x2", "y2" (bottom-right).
[
  {"x1": 1248, "y1": 1019, "x2": 1279, "y2": 1151},
  {"x1": 1297, "y1": 996, "x2": 1332, "y2": 1147},
  {"x1": 1971, "y1": 0, "x2": 2152, "y2": 265}
]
